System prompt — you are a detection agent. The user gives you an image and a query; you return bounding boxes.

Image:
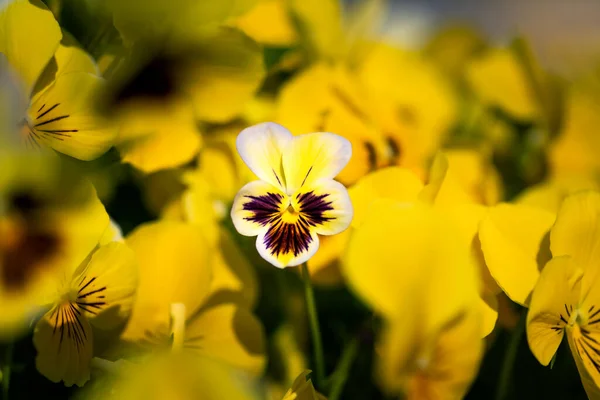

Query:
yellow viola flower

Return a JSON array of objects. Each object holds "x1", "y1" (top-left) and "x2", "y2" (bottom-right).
[
  {"x1": 1, "y1": 0, "x2": 116, "y2": 160},
  {"x1": 527, "y1": 190, "x2": 600, "y2": 397},
  {"x1": 0, "y1": 153, "x2": 110, "y2": 336},
  {"x1": 282, "y1": 371, "x2": 326, "y2": 400},
  {"x1": 33, "y1": 241, "x2": 138, "y2": 387},
  {"x1": 231, "y1": 122, "x2": 353, "y2": 268},
  {"x1": 123, "y1": 221, "x2": 266, "y2": 376}
]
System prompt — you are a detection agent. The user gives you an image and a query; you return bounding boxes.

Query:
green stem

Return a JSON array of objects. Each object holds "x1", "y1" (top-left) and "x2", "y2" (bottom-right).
[
  {"x1": 327, "y1": 337, "x2": 360, "y2": 400},
  {"x1": 2, "y1": 342, "x2": 13, "y2": 400},
  {"x1": 496, "y1": 311, "x2": 527, "y2": 400},
  {"x1": 301, "y1": 263, "x2": 325, "y2": 387}
]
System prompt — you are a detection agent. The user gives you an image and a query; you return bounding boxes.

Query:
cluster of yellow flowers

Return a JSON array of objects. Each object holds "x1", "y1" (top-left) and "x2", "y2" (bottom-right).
[{"x1": 1, "y1": 0, "x2": 600, "y2": 399}]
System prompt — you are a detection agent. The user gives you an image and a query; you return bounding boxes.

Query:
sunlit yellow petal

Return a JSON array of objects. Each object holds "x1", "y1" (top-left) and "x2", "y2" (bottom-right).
[
  {"x1": 34, "y1": 304, "x2": 93, "y2": 387},
  {"x1": 71, "y1": 242, "x2": 138, "y2": 329},
  {"x1": 28, "y1": 72, "x2": 117, "y2": 160},
  {"x1": 232, "y1": 0, "x2": 297, "y2": 46},
  {"x1": 479, "y1": 203, "x2": 555, "y2": 306},
  {"x1": 123, "y1": 221, "x2": 212, "y2": 340},
  {"x1": 517, "y1": 176, "x2": 599, "y2": 213},
  {"x1": 236, "y1": 122, "x2": 292, "y2": 190},
  {"x1": 282, "y1": 132, "x2": 351, "y2": 195},
  {"x1": 551, "y1": 191, "x2": 600, "y2": 294},
  {"x1": 527, "y1": 256, "x2": 581, "y2": 366},
  {"x1": 185, "y1": 303, "x2": 265, "y2": 375},
  {"x1": 0, "y1": 0, "x2": 62, "y2": 94}
]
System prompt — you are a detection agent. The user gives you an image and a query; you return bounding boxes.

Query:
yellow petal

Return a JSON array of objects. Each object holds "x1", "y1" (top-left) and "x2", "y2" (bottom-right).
[
  {"x1": 184, "y1": 28, "x2": 264, "y2": 123},
  {"x1": 0, "y1": 0, "x2": 62, "y2": 94},
  {"x1": 479, "y1": 203, "x2": 555, "y2": 306},
  {"x1": 567, "y1": 327, "x2": 600, "y2": 399},
  {"x1": 283, "y1": 370, "x2": 325, "y2": 400},
  {"x1": 185, "y1": 303, "x2": 265, "y2": 376},
  {"x1": 119, "y1": 112, "x2": 202, "y2": 173},
  {"x1": 282, "y1": 132, "x2": 351, "y2": 195},
  {"x1": 54, "y1": 36, "x2": 98, "y2": 78},
  {"x1": 479, "y1": 292, "x2": 499, "y2": 338},
  {"x1": 466, "y1": 48, "x2": 538, "y2": 121},
  {"x1": 236, "y1": 122, "x2": 292, "y2": 190},
  {"x1": 551, "y1": 191, "x2": 600, "y2": 296},
  {"x1": 402, "y1": 308, "x2": 484, "y2": 399},
  {"x1": 123, "y1": 221, "x2": 212, "y2": 340},
  {"x1": 344, "y1": 202, "x2": 479, "y2": 333},
  {"x1": 307, "y1": 230, "x2": 350, "y2": 286},
  {"x1": 231, "y1": 180, "x2": 286, "y2": 237},
  {"x1": 34, "y1": 304, "x2": 93, "y2": 387},
  {"x1": 232, "y1": 0, "x2": 298, "y2": 46},
  {"x1": 71, "y1": 242, "x2": 138, "y2": 329},
  {"x1": 293, "y1": 179, "x2": 353, "y2": 236},
  {"x1": 349, "y1": 168, "x2": 423, "y2": 227},
  {"x1": 28, "y1": 72, "x2": 117, "y2": 160},
  {"x1": 256, "y1": 222, "x2": 319, "y2": 269},
  {"x1": 527, "y1": 256, "x2": 581, "y2": 366},
  {"x1": 517, "y1": 176, "x2": 599, "y2": 214}
]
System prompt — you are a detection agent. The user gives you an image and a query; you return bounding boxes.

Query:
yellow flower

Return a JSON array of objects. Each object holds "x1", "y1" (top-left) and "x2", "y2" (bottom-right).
[
  {"x1": 122, "y1": 221, "x2": 266, "y2": 376},
  {"x1": 33, "y1": 241, "x2": 138, "y2": 387},
  {"x1": 0, "y1": 0, "x2": 116, "y2": 160},
  {"x1": 231, "y1": 122, "x2": 353, "y2": 268},
  {"x1": 527, "y1": 190, "x2": 600, "y2": 397},
  {"x1": 231, "y1": 0, "x2": 298, "y2": 47},
  {"x1": 282, "y1": 371, "x2": 326, "y2": 400},
  {"x1": 0, "y1": 153, "x2": 110, "y2": 336}
]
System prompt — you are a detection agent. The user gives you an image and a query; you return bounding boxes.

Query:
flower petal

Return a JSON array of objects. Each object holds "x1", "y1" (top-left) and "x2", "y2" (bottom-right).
[
  {"x1": 28, "y1": 72, "x2": 117, "y2": 160},
  {"x1": 185, "y1": 303, "x2": 266, "y2": 376},
  {"x1": 479, "y1": 203, "x2": 555, "y2": 306},
  {"x1": 231, "y1": 180, "x2": 286, "y2": 237},
  {"x1": 527, "y1": 256, "x2": 581, "y2": 366},
  {"x1": 551, "y1": 191, "x2": 600, "y2": 299},
  {"x1": 0, "y1": 0, "x2": 61, "y2": 94},
  {"x1": 282, "y1": 132, "x2": 352, "y2": 195},
  {"x1": 567, "y1": 327, "x2": 600, "y2": 399},
  {"x1": 71, "y1": 242, "x2": 138, "y2": 330},
  {"x1": 293, "y1": 179, "x2": 353, "y2": 236},
  {"x1": 348, "y1": 166, "x2": 423, "y2": 227},
  {"x1": 123, "y1": 221, "x2": 212, "y2": 341},
  {"x1": 236, "y1": 122, "x2": 292, "y2": 190},
  {"x1": 34, "y1": 304, "x2": 93, "y2": 387},
  {"x1": 256, "y1": 223, "x2": 319, "y2": 269}
]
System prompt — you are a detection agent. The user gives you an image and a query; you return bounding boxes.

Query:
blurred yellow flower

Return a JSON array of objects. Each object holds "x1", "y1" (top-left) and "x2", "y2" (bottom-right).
[
  {"x1": 33, "y1": 242, "x2": 138, "y2": 386},
  {"x1": 0, "y1": 153, "x2": 110, "y2": 337},
  {"x1": 0, "y1": 0, "x2": 116, "y2": 160},
  {"x1": 527, "y1": 190, "x2": 600, "y2": 398},
  {"x1": 123, "y1": 221, "x2": 265, "y2": 376},
  {"x1": 231, "y1": 122, "x2": 353, "y2": 268}
]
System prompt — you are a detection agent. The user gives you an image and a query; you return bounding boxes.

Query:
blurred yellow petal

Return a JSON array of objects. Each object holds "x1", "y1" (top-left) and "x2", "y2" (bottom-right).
[
  {"x1": 344, "y1": 202, "x2": 479, "y2": 333},
  {"x1": 282, "y1": 370, "x2": 326, "y2": 400},
  {"x1": 517, "y1": 176, "x2": 599, "y2": 213},
  {"x1": 527, "y1": 256, "x2": 580, "y2": 366},
  {"x1": 28, "y1": 72, "x2": 117, "y2": 160},
  {"x1": 119, "y1": 113, "x2": 202, "y2": 173},
  {"x1": 282, "y1": 132, "x2": 351, "y2": 195},
  {"x1": 232, "y1": 0, "x2": 297, "y2": 46},
  {"x1": 478, "y1": 293, "x2": 499, "y2": 338},
  {"x1": 0, "y1": 0, "x2": 61, "y2": 94},
  {"x1": 307, "y1": 230, "x2": 349, "y2": 286},
  {"x1": 236, "y1": 122, "x2": 292, "y2": 190},
  {"x1": 479, "y1": 203, "x2": 554, "y2": 306},
  {"x1": 289, "y1": 0, "x2": 344, "y2": 60},
  {"x1": 34, "y1": 304, "x2": 93, "y2": 387},
  {"x1": 401, "y1": 308, "x2": 484, "y2": 399},
  {"x1": 123, "y1": 221, "x2": 212, "y2": 340},
  {"x1": 349, "y1": 167, "x2": 423, "y2": 227},
  {"x1": 466, "y1": 48, "x2": 538, "y2": 121},
  {"x1": 184, "y1": 28, "x2": 264, "y2": 123},
  {"x1": 71, "y1": 242, "x2": 138, "y2": 330},
  {"x1": 181, "y1": 183, "x2": 221, "y2": 247},
  {"x1": 185, "y1": 303, "x2": 265, "y2": 375},
  {"x1": 54, "y1": 38, "x2": 98, "y2": 78}
]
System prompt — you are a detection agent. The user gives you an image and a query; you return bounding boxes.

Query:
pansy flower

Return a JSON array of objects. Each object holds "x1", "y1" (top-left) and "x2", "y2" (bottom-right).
[
  {"x1": 33, "y1": 241, "x2": 138, "y2": 387},
  {"x1": 527, "y1": 191, "x2": 600, "y2": 397},
  {"x1": 231, "y1": 122, "x2": 353, "y2": 268},
  {"x1": 0, "y1": 0, "x2": 116, "y2": 159}
]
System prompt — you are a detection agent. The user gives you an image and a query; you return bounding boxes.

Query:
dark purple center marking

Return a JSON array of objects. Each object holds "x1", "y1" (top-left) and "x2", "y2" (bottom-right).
[{"x1": 242, "y1": 191, "x2": 335, "y2": 257}]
